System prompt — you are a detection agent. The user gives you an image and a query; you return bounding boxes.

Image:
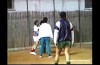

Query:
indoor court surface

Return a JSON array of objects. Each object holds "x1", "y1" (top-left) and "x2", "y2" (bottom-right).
[{"x1": 8, "y1": 45, "x2": 92, "y2": 64}]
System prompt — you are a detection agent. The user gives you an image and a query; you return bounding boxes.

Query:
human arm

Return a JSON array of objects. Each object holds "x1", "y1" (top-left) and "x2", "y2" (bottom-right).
[
  {"x1": 69, "y1": 22, "x2": 74, "y2": 46},
  {"x1": 54, "y1": 21, "x2": 60, "y2": 47}
]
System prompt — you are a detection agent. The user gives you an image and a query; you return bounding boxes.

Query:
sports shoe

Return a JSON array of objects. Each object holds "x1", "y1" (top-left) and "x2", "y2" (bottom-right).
[
  {"x1": 66, "y1": 61, "x2": 71, "y2": 64},
  {"x1": 54, "y1": 61, "x2": 58, "y2": 65},
  {"x1": 39, "y1": 56, "x2": 42, "y2": 58},
  {"x1": 30, "y1": 52, "x2": 37, "y2": 55},
  {"x1": 55, "y1": 63, "x2": 58, "y2": 65},
  {"x1": 48, "y1": 56, "x2": 52, "y2": 58}
]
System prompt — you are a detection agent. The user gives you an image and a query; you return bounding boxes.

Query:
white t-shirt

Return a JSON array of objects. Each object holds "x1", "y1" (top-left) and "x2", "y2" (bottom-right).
[
  {"x1": 38, "y1": 23, "x2": 53, "y2": 39},
  {"x1": 33, "y1": 25, "x2": 39, "y2": 41},
  {"x1": 34, "y1": 25, "x2": 39, "y2": 32}
]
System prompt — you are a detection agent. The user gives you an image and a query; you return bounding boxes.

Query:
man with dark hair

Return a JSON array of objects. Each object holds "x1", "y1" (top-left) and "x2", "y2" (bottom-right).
[
  {"x1": 54, "y1": 12, "x2": 74, "y2": 64},
  {"x1": 38, "y1": 17, "x2": 53, "y2": 58}
]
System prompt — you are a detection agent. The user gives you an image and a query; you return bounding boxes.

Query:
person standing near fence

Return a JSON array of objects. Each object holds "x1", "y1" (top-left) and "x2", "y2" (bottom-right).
[
  {"x1": 39, "y1": 20, "x2": 46, "y2": 53},
  {"x1": 30, "y1": 20, "x2": 39, "y2": 55},
  {"x1": 54, "y1": 12, "x2": 74, "y2": 64},
  {"x1": 38, "y1": 17, "x2": 53, "y2": 58}
]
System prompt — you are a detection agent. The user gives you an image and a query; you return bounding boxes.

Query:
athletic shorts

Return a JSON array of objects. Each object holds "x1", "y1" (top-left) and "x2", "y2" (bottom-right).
[
  {"x1": 57, "y1": 41, "x2": 71, "y2": 48},
  {"x1": 33, "y1": 36, "x2": 39, "y2": 42}
]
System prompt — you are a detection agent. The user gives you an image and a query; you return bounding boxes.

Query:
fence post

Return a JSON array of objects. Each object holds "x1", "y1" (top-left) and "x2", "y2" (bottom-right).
[
  {"x1": 53, "y1": 0, "x2": 55, "y2": 33},
  {"x1": 78, "y1": 0, "x2": 81, "y2": 48},
  {"x1": 26, "y1": 0, "x2": 31, "y2": 46}
]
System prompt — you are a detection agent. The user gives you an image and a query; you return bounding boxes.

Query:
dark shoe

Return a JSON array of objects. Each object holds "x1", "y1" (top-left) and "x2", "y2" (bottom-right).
[
  {"x1": 55, "y1": 63, "x2": 58, "y2": 65},
  {"x1": 66, "y1": 61, "x2": 71, "y2": 64},
  {"x1": 55, "y1": 61, "x2": 58, "y2": 65}
]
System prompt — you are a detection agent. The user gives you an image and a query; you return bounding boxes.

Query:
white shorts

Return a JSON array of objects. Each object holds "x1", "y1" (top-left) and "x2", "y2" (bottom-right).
[{"x1": 33, "y1": 36, "x2": 39, "y2": 42}]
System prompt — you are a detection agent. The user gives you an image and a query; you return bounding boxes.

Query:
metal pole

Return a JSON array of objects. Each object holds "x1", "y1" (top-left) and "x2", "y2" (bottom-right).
[
  {"x1": 78, "y1": 0, "x2": 81, "y2": 48},
  {"x1": 26, "y1": 0, "x2": 31, "y2": 46},
  {"x1": 53, "y1": 0, "x2": 55, "y2": 32},
  {"x1": 62, "y1": 0, "x2": 63, "y2": 11}
]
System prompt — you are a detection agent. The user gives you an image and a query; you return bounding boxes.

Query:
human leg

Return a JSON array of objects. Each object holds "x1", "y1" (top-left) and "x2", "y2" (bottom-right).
[
  {"x1": 45, "y1": 37, "x2": 52, "y2": 57},
  {"x1": 64, "y1": 41, "x2": 71, "y2": 64},
  {"x1": 30, "y1": 36, "x2": 39, "y2": 55},
  {"x1": 39, "y1": 38, "x2": 45, "y2": 57},
  {"x1": 54, "y1": 47, "x2": 62, "y2": 64},
  {"x1": 30, "y1": 41, "x2": 38, "y2": 55}
]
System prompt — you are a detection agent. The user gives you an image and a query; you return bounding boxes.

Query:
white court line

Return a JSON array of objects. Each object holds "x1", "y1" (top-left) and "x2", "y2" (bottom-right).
[{"x1": 70, "y1": 58, "x2": 92, "y2": 61}]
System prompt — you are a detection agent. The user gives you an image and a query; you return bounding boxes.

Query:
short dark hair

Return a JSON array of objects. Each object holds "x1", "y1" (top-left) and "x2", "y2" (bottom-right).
[
  {"x1": 43, "y1": 17, "x2": 48, "y2": 23},
  {"x1": 34, "y1": 20, "x2": 38, "y2": 25},
  {"x1": 60, "y1": 12, "x2": 66, "y2": 18}
]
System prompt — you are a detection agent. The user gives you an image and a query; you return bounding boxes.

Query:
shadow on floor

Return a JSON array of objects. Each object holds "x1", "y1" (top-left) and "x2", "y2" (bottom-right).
[
  {"x1": 60, "y1": 52, "x2": 80, "y2": 56},
  {"x1": 51, "y1": 50, "x2": 81, "y2": 56}
]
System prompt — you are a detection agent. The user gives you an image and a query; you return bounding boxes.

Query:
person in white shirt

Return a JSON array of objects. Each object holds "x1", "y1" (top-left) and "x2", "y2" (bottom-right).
[
  {"x1": 38, "y1": 17, "x2": 53, "y2": 58},
  {"x1": 54, "y1": 12, "x2": 74, "y2": 64},
  {"x1": 30, "y1": 20, "x2": 39, "y2": 55}
]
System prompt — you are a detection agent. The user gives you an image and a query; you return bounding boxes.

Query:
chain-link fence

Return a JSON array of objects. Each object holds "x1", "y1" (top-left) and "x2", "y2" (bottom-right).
[{"x1": 7, "y1": 0, "x2": 92, "y2": 49}]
